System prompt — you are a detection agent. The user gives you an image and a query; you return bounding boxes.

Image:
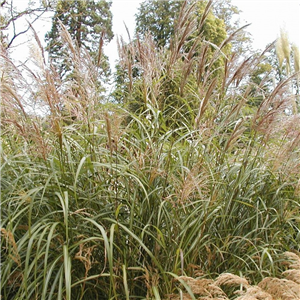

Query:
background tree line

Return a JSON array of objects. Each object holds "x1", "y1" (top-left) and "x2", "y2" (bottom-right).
[{"x1": 1, "y1": 0, "x2": 299, "y2": 113}]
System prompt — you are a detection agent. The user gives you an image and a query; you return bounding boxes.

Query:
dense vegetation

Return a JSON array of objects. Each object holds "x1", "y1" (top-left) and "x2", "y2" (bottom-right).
[{"x1": 1, "y1": 0, "x2": 300, "y2": 299}]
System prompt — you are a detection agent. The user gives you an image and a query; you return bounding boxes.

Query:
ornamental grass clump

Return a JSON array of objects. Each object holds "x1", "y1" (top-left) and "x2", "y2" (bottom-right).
[
  {"x1": 1, "y1": 1, "x2": 300, "y2": 299},
  {"x1": 168, "y1": 255, "x2": 300, "y2": 299}
]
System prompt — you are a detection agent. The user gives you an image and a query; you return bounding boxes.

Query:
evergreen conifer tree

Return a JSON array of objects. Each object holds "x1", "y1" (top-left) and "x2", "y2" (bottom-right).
[{"x1": 45, "y1": 0, "x2": 113, "y2": 79}]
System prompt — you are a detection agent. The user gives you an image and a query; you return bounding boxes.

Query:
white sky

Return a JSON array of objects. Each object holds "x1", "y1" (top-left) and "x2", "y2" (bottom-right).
[
  {"x1": 5, "y1": 0, "x2": 300, "y2": 70},
  {"x1": 231, "y1": 0, "x2": 300, "y2": 49}
]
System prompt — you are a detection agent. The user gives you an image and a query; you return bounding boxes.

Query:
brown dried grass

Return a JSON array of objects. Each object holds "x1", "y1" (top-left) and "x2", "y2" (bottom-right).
[
  {"x1": 167, "y1": 256, "x2": 300, "y2": 300},
  {"x1": 258, "y1": 277, "x2": 300, "y2": 300},
  {"x1": 0, "y1": 228, "x2": 21, "y2": 267},
  {"x1": 167, "y1": 293, "x2": 194, "y2": 300},
  {"x1": 172, "y1": 276, "x2": 228, "y2": 299},
  {"x1": 168, "y1": 296, "x2": 227, "y2": 300},
  {"x1": 282, "y1": 251, "x2": 300, "y2": 270},
  {"x1": 282, "y1": 269, "x2": 300, "y2": 284},
  {"x1": 235, "y1": 286, "x2": 273, "y2": 300},
  {"x1": 214, "y1": 273, "x2": 249, "y2": 288}
]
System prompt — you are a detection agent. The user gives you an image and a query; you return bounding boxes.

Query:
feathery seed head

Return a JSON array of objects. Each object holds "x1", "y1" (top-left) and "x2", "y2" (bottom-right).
[
  {"x1": 292, "y1": 43, "x2": 300, "y2": 73},
  {"x1": 235, "y1": 286, "x2": 273, "y2": 300},
  {"x1": 282, "y1": 269, "x2": 300, "y2": 284},
  {"x1": 282, "y1": 251, "x2": 300, "y2": 270},
  {"x1": 280, "y1": 29, "x2": 291, "y2": 63},
  {"x1": 276, "y1": 29, "x2": 291, "y2": 73},
  {"x1": 258, "y1": 277, "x2": 300, "y2": 300},
  {"x1": 276, "y1": 37, "x2": 284, "y2": 69},
  {"x1": 176, "y1": 276, "x2": 227, "y2": 298},
  {"x1": 215, "y1": 273, "x2": 249, "y2": 287}
]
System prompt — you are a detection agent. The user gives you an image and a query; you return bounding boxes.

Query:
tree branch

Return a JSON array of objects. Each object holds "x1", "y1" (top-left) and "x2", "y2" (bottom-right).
[
  {"x1": 1, "y1": 7, "x2": 48, "y2": 30},
  {"x1": 1, "y1": 0, "x2": 53, "y2": 49},
  {"x1": 1, "y1": 0, "x2": 6, "y2": 7},
  {"x1": 6, "y1": 9, "x2": 48, "y2": 49}
]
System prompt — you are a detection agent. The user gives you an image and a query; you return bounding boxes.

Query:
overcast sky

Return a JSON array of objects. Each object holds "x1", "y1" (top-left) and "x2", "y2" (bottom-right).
[{"x1": 231, "y1": 0, "x2": 300, "y2": 48}]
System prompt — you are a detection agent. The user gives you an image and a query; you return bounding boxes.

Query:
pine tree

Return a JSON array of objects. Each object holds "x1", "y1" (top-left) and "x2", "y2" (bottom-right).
[
  {"x1": 135, "y1": 0, "x2": 183, "y2": 48},
  {"x1": 45, "y1": 0, "x2": 113, "y2": 79}
]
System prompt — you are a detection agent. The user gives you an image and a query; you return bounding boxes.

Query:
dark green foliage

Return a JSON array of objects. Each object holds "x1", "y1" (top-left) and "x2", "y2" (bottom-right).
[
  {"x1": 135, "y1": 0, "x2": 239, "y2": 49},
  {"x1": 45, "y1": 0, "x2": 113, "y2": 78},
  {"x1": 135, "y1": 0, "x2": 183, "y2": 48}
]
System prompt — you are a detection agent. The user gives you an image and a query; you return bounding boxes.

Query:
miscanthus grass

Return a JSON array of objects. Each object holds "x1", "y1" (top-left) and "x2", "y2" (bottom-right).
[{"x1": 1, "y1": 2, "x2": 300, "y2": 299}]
